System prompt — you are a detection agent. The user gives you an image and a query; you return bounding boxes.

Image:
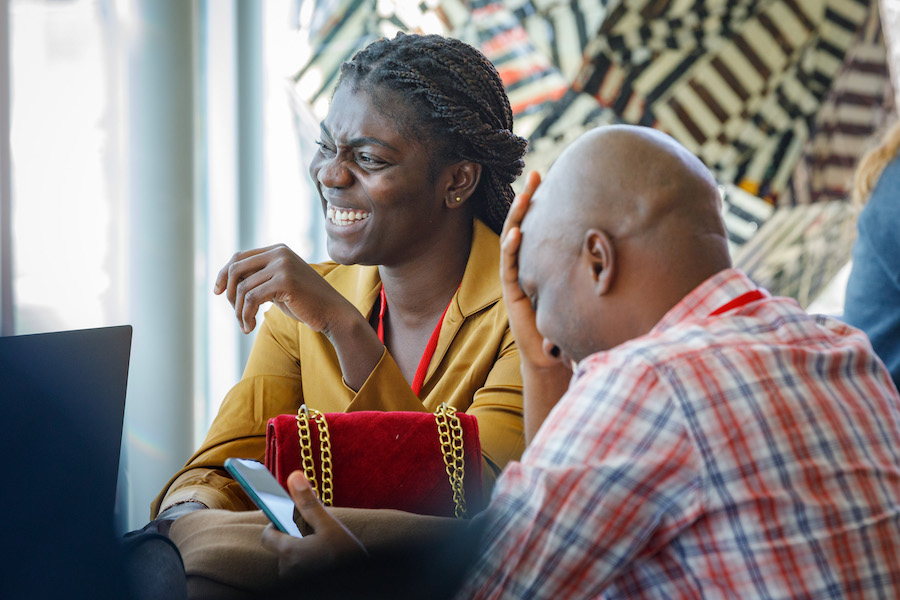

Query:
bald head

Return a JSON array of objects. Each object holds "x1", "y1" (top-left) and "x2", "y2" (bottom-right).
[
  {"x1": 526, "y1": 125, "x2": 726, "y2": 247},
  {"x1": 518, "y1": 125, "x2": 731, "y2": 359}
]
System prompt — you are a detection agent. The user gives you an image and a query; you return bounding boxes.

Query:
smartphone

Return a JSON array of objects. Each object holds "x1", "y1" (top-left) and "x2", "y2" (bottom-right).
[{"x1": 224, "y1": 457, "x2": 304, "y2": 537}]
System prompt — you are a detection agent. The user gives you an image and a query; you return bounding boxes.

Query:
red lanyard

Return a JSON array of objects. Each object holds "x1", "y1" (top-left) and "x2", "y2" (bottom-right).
[
  {"x1": 376, "y1": 286, "x2": 454, "y2": 396},
  {"x1": 708, "y1": 290, "x2": 764, "y2": 317}
]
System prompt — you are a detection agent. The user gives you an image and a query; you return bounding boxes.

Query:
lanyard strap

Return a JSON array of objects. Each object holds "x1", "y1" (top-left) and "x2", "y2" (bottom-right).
[
  {"x1": 708, "y1": 289, "x2": 764, "y2": 317},
  {"x1": 376, "y1": 285, "x2": 454, "y2": 396}
]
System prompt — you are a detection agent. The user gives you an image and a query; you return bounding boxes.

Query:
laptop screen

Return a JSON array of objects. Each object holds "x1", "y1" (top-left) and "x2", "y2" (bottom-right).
[{"x1": 0, "y1": 325, "x2": 132, "y2": 516}]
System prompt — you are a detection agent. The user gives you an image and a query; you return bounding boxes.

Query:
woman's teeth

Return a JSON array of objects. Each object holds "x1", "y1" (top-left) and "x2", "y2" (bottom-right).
[{"x1": 327, "y1": 206, "x2": 370, "y2": 226}]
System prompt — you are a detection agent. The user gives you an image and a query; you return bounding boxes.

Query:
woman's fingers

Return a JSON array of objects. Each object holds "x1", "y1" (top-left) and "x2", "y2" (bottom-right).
[
  {"x1": 213, "y1": 245, "x2": 303, "y2": 333},
  {"x1": 224, "y1": 247, "x2": 282, "y2": 308},
  {"x1": 236, "y1": 272, "x2": 279, "y2": 334},
  {"x1": 213, "y1": 246, "x2": 275, "y2": 297}
]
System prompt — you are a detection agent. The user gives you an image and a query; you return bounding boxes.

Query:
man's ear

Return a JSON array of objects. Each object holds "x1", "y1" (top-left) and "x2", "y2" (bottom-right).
[
  {"x1": 443, "y1": 161, "x2": 482, "y2": 208},
  {"x1": 584, "y1": 229, "x2": 615, "y2": 295}
]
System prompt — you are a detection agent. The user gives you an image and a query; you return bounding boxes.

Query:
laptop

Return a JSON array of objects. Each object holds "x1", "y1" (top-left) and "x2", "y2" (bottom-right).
[{"x1": 0, "y1": 325, "x2": 133, "y2": 598}]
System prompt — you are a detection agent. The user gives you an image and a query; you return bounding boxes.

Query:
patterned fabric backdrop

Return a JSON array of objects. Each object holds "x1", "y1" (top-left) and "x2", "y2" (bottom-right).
[{"x1": 286, "y1": 0, "x2": 896, "y2": 305}]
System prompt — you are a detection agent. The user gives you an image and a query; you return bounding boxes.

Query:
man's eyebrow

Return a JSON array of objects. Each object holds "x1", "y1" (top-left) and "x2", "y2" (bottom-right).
[{"x1": 319, "y1": 123, "x2": 399, "y2": 152}]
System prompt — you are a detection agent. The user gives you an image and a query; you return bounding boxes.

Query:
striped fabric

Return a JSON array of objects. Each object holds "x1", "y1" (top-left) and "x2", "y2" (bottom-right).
[
  {"x1": 780, "y1": 1, "x2": 895, "y2": 206},
  {"x1": 565, "y1": 0, "x2": 880, "y2": 202},
  {"x1": 733, "y1": 200, "x2": 857, "y2": 307},
  {"x1": 461, "y1": 268, "x2": 900, "y2": 599},
  {"x1": 506, "y1": 0, "x2": 611, "y2": 81},
  {"x1": 720, "y1": 182, "x2": 776, "y2": 256},
  {"x1": 449, "y1": 0, "x2": 572, "y2": 137}
]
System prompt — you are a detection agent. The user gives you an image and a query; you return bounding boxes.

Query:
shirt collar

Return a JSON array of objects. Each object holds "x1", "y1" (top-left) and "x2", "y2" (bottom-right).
[
  {"x1": 650, "y1": 268, "x2": 766, "y2": 334},
  {"x1": 348, "y1": 218, "x2": 501, "y2": 318},
  {"x1": 456, "y1": 219, "x2": 502, "y2": 317}
]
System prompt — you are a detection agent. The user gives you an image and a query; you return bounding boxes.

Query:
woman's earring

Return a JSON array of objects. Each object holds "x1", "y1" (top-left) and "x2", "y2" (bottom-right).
[{"x1": 455, "y1": 197, "x2": 461, "y2": 203}]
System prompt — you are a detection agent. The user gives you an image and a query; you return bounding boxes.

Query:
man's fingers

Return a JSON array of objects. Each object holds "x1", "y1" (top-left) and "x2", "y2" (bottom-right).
[
  {"x1": 500, "y1": 227, "x2": 523, "y2": 288},
  {"x1": 522, "y1": 169, "x2": 541, "y2": 197},
  {"x1": 501, "y1": 171, "x2": 540, "y2": 240},
  {"x1": 260, "y1": 523, "x2": 292, "y2": 554},
  {"x1": 287, "y1": 472, "x2": 331, "y2": 532},
  {"x1": 512, "y1": 171, "x2": 540, "y2": 220},
  {"x1": 500, "y1": 171, "x2": 539, "y2": 300}
]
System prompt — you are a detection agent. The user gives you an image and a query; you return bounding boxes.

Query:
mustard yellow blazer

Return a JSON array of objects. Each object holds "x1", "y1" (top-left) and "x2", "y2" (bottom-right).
[{"x1": 152, "y1": 220, "x2": 524, "y2": 517}]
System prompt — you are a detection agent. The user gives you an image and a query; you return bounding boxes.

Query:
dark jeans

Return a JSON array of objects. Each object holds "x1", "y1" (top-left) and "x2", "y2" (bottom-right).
[{"x1": 121, "y1": 518, "x2": 188, "y2": 600}]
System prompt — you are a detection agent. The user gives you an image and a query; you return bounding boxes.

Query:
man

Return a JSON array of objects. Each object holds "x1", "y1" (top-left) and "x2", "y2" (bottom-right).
[
  {"x1": 201, "y1": 125, "x2": 900, "y2": 598},
  {"x1": 461, "y1": 124, "x2": 900, "y2": 597}
]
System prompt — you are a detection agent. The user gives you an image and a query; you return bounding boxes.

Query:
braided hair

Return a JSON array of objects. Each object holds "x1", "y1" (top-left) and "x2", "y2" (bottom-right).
[{"x1": 337, "y1": 32, "x2": 527, "y2": 234}]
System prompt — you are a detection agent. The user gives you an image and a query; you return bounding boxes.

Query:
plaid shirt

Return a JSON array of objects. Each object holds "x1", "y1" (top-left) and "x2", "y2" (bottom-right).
[{"x1": 462, "y1": 269, "x2": 900, "y2": 599}]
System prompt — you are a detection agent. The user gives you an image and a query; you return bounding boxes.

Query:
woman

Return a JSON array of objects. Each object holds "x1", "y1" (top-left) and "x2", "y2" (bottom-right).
[
  {"x1": 843, "y1": 120, "x2": 900, "y2": 391},
  {"x1": 151, "y1": 32, "x2": 528, "y2": 523}
]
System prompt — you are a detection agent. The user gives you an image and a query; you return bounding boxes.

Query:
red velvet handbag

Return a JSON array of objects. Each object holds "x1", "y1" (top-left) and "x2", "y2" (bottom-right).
[{"x1": 265, "y1": 404, "x2": 483, "y2": 518}]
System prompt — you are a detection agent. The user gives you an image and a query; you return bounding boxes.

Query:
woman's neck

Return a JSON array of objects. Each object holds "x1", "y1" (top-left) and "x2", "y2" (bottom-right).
[{"x1": 378, "y1": 220, "x2": 473, "y2": 327}]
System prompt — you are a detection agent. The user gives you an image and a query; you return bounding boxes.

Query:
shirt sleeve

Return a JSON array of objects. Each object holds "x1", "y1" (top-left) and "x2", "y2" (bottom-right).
[
  {"x1": 460, "y1": 356, "x2": 702, "y2": 598},
  {"x1": 465, "y1": 328, "x2": 525, "y2": 492}
]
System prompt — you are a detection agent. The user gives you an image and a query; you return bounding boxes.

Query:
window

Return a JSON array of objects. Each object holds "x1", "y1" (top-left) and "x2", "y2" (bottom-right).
[
  {"x1": 2, "y1": 0, "x2": 323, "y2": 531},
  {"x1": 7, "y1": 0, "x2": 122, "y2": 335}
]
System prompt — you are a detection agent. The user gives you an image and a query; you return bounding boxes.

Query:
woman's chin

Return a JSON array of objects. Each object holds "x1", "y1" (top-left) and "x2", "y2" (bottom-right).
[{"x1": 325, "y1": 239, "x2": 368, "y2": 266}]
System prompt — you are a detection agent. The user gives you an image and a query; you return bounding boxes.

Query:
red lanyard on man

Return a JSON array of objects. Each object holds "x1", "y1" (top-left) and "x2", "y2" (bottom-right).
[{"x1": 708, "y1": 290, "x2": 765, "y2": 317}]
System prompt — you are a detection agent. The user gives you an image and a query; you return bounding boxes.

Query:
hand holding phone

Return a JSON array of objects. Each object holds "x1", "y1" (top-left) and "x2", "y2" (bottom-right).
[{"x1": 224, "y1": 457, "x2": 303, "y2": 537}]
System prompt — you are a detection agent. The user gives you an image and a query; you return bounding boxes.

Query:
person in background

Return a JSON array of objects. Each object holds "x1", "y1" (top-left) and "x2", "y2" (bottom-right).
[
  {"x1": 843, "y1": 120, "x2": 900, "y2": 392},
  {"x1": 260, "y1": 125, "x2": 900, "y2": 599}
]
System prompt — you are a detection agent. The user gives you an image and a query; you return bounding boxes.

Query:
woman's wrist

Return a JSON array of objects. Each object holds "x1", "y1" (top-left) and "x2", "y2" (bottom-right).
[
  {"x1": 321, "y1": 303, "x2": 372, "y2": 346},
  {"x1": 324, "y1": 308, "x2": 385, "y2": 392}
]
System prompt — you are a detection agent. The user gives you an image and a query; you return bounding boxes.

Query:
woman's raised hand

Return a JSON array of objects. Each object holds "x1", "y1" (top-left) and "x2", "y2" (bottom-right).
[
  {"x1": 215, "y1": 244, "x2": 384, "y2": 390},
  {"x1": 214, "y1": 244, "x2": 353, "y2": 335}
]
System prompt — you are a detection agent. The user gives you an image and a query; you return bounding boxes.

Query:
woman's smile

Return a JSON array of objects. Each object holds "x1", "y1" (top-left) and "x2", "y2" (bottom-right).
[{"x1": 326, "y1": 202, "x2": 371, "y2": 227}]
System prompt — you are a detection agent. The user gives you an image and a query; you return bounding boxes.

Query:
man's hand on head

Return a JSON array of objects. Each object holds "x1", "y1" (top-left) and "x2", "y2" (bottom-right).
[
  {"x1": 501, "y1": 171, "x2": 562, "y2": 371},
  {"x1": 260, "y1": 471, "x2": 367, "y2": 582},
  {"x1": 501, "y1": 171, "x2": 574, "y2": 443}
]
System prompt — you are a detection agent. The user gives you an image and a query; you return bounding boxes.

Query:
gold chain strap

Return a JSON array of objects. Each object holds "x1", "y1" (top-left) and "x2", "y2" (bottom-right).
[
  {"x1": 296, "y1": 405, "x2": 334, "y2": 506},
  {"x1": 435, "y1": 403, "x2": 468, "y2": 518}
]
